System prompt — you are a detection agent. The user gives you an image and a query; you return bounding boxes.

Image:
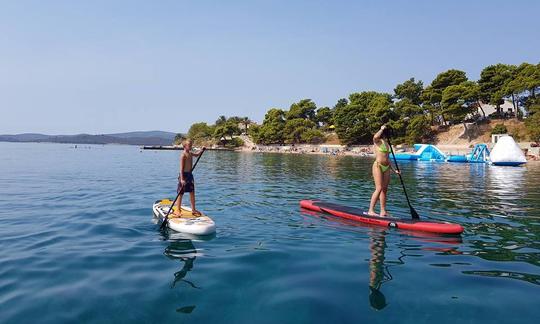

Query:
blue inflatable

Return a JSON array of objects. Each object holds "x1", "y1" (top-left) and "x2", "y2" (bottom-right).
[
  {"x1": 393, "y1": 144, "x2": 447, "y2": 161},
  {"x1": 447, "y1": 155, "x2": 468, "y2": 163}
]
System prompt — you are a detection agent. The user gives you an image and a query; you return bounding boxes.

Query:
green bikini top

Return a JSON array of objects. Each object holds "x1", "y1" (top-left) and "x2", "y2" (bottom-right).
[{"x1": 377, "y1": 141, "x2": 390, "y2": 153}]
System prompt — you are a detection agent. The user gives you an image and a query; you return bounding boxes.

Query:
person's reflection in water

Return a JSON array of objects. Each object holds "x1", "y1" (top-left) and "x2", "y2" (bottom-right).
[
  {"x1": 368, "y1": 229, "x2": 391, "y2": 310},
  {"x1": 164, "y1": 238, "x2": 201, "y2": 289}
]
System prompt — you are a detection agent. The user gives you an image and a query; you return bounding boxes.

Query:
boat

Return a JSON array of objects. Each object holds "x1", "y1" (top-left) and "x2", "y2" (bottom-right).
[
  {"x1": 153, "y1": 199, "x2": 216, "y2": 235},
  {"x1": 300, "y1": 200, "x2": 463, "y2": 235}
]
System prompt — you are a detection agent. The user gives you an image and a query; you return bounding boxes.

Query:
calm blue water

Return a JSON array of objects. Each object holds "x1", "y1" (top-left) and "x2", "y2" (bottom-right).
[{"x1": 0, "y1": 142, "x2": 539, "y2": 323}]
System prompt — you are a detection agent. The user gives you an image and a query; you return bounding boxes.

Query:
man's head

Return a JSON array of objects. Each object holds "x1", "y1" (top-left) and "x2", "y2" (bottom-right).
[{"x1": 182, "y1": 139, "x2": 193, "y2": 150}]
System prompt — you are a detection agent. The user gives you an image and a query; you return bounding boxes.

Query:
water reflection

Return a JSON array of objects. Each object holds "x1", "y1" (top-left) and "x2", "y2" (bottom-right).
[
  {"x1": 161, "y1": 231, "x2": 216, "y2": 314},
  {"x1": 366, "y1": 228, "x2": 463, "y2": 310},
  {"x1": 301, "y1": 209, "x2": 464, "y2": 311},
  {"x1": 462, "y1": 270, "x2": 540, "y2": 285},
  {"x1": 487, "y1": 165, "x2": 527, "y2": 217},
  {"x1": 368, "y1": 229, "x2": 390, "y2": 310}
]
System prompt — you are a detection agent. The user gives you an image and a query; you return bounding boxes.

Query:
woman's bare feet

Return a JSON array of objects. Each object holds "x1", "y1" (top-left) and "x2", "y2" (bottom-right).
[
  {"x1": 366, "y1": 210, "x2": 379, "y2": 216},
  {"x1": 192, "y1": 210, "x2": 202, "y2": 216}
]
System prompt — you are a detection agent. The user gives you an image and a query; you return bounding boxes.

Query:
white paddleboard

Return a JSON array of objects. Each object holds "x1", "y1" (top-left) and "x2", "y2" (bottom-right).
[{"x1": 153, "y1": 199, "x2": 216, "y2": 235}]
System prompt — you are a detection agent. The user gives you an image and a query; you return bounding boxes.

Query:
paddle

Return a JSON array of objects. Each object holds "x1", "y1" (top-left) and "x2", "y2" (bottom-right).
[
  {"x1": 384, "y1": 129, "x2": 420, "y2": 220},
  {"x1": 160, "y1": 147, "x2": 206, "y2": 230}
]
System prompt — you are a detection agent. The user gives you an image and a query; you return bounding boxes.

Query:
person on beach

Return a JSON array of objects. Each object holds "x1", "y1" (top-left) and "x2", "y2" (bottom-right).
[
  {"x1": 174, "y1": 139, "x2": 205, "y2": 216},
  {"x1": 367, "y1": 125, "x2": 400, "y2": 217}
]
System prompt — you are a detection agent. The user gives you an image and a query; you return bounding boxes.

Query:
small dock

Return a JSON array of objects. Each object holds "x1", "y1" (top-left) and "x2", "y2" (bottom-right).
[
  {"x1": 142, "y1": 145, "x2": 236, "y2": 151},
  {"x1": 142, "y1": 145, "x2": 182, "y2": 150}
]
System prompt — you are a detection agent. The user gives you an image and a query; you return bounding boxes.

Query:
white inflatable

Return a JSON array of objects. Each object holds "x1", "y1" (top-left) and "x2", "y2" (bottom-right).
[{"x1": 489, "y1": 136, "x2": 527, "y2": 166}]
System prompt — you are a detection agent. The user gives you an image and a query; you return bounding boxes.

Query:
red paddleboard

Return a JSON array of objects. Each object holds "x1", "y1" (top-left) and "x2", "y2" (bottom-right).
[{"x1": 300, "y1": 200, "x2": 464, "y2": 235}]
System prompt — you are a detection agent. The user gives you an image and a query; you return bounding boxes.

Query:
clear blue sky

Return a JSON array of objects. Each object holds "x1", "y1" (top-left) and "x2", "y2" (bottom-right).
[{"x1": 1, "y1": 0, "x2": 539, "y2": 134}]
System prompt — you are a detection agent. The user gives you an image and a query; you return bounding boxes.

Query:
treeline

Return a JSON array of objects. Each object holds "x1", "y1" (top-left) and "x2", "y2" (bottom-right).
[
  {"x1": 185, "y1": 62, "x2": 540, "y2": 146},
  {"x1": 178, "y1": 116, "x2": 251, "y2": 147},
  {"x1": 249, "y1": 99, "x2": 332, "y2": 145}
]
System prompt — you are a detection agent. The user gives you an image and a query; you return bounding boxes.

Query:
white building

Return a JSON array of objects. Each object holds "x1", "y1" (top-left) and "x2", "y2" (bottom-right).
[{"x1": 477, "y1": 100, "x2": 515, "y2": 117}]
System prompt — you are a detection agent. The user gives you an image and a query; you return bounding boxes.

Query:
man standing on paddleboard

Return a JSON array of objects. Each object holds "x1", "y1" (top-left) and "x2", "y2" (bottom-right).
[
  {"x1": 367, "y1": 125, "x2": 400, "y2": 217},
  {"x1": 174, "y1": 139, "x2": 205, "y2": 217}
]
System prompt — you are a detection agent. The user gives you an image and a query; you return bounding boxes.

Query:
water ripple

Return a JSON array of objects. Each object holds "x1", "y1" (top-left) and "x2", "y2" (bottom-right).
[{"x1": 0, "y1": 143, "x2": 539, "y2": 323}]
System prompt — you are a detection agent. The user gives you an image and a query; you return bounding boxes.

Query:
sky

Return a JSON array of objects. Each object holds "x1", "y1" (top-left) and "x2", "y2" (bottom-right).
[{"x1": 0, "y1": 0, "x2": 539, "y2": 134}]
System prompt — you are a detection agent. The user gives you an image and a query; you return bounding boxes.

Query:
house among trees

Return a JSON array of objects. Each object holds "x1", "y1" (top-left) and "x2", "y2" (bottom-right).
[{"x1": 477, "y1": 100, "x2": 519, "y2": 119}]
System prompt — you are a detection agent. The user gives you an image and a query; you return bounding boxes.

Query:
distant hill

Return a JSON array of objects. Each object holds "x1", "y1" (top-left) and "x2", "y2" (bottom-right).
[
  {"x1": 0, "y1": 131, "x2": 178, "y2": 146},
  {"x1": 106, "y1": 131, "x2": 177, "y2": 139}
]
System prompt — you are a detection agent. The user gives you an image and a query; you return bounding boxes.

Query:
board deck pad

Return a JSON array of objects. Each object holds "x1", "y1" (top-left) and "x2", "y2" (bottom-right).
[
  {"x1": 313, "y1": 201, "x2": 419, "y2": 224},
  {"x1": 300, "y1": 200, "x2": 463, "y2": 234},
  {"x1": 153, "y1": 199, "x2": 216, "y2": 235},
  {"x1": 156, "y1": 204, "x2": 200, "y2": 218}
]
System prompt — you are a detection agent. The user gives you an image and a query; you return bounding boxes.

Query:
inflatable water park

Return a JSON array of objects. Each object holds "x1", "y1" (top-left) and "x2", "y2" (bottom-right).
[{"x1": 394, "y1": 135, "x2": 527, "y2": 166}]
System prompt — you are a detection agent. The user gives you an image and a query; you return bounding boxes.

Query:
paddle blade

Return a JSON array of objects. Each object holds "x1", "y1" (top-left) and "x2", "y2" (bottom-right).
[
  {"x1": 410, "y1": 206, "x2": 420, "y2": 219},
  {"x1": 160, "y1": 217, "x2": 168, "y2": 230}
]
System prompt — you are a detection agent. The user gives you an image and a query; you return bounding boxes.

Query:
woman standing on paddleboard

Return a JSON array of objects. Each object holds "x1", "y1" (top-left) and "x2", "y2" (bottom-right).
[{"x1": 367, "y1": 125, "x2": 400, "y2": 217}]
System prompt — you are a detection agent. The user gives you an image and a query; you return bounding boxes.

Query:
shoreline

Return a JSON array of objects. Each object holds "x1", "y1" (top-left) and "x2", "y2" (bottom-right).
[{"x1": 236, "y1": 142, "x2": 540, "y2": 161}]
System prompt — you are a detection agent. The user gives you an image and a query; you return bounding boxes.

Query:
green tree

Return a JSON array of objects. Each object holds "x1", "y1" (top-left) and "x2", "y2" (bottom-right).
[
  {"x1": 286, "y1": 99, "x2": 317, "y2": 121},
  {"x1": 215, "y1": 115, "x2": 227, "y2": 126},
  {"x1": 187, "y1": 122, "x2": 213, "y2": 142},
  {"x1": 503, "y1": 63, "x2": 540, "y2": 119},
  {"x1": 334, "y1": 91, "x2": 393, "y2": 145},
  {"x1": 525, "y1": 94, "x2": 540, "y2": 141},
  {"x1": 514, "y1": 63, "x2": 540, "y2": 96},
  {"x1": 406, "y1": 115, "x2": 434, "y2": 144},
  {"x1": 394, "y1": 100, "x2": 424, "y2": 118},
  {"x1": 301, "y1": 128, "x2": 325, "y2": 144},
  {"x1": 491, "y1": 124, "x2": 508, "y2": 135},
  {"x1": 256, "y1": 108, "x2": 286, "y2": 144},
  {"x1": 478, "y1": 64, "x2": 516, "y2": 111},
  {"x1": 430, "y1": 69, "x2": 467, "y2": 90},
  {"x1": 525, "y1": 112, "x2": 540, "y2": 141},
  {"x1": 214, "y1": 121, "x2": 241, "y2": 141},
  {"x1": 316, "y1": 107, "x2": 333, "y2": 128},
  {"x1": 283, "y1": 118, "x2": 317, "y2": 144},
  {"x1": 241, "y1": 117, "x2": 251, "y2": 134},
  {"x1": 441, "y1": 81, "x2": 480, "y2": 124},
  {"x1": 422, "y1": 69, "x2": 467, "y2": 125},
  {"x1": 248, "y1": 124, "x2": 261, "y2": 142},
  {"x1": 394, "y1": 78, "x2": 423, "y2": 105},
  {"x1": 224, "y1": 137, "x2": 244, "y2": 148},
  {"x1": 334, "y1": 98, "x2": 348, "y2": 110}
]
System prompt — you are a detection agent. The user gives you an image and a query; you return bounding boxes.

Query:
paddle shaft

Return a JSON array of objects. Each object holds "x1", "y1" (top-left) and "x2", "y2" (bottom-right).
[
  {"x1": 385, "y1": 136, "x2": 420, "y2": 219},
  {"x1": 160, "y1": 148, "x2": 205, "y2": 229}
]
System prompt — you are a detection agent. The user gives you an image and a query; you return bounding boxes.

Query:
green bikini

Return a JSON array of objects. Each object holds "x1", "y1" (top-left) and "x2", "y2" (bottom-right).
[{"x1": 374, "y1": 141, "x2": 391, "y2": 173}]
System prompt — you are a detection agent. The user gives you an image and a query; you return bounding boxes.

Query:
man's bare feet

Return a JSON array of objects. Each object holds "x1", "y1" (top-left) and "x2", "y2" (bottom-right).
[{"x1": 192, "y1": 210, "x2": 202, "y2": 216}]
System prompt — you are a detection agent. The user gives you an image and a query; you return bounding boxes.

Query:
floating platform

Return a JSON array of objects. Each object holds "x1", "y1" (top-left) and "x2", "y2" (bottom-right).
[{"x1": 394, "y1": 144, "x2": 447, "y2": 162}]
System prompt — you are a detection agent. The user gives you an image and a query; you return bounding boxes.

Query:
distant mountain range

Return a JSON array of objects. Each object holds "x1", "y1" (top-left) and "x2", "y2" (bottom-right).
[{"x1": 0, "y1": 131, "x2": 178, "y2": 146}]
